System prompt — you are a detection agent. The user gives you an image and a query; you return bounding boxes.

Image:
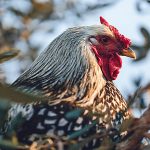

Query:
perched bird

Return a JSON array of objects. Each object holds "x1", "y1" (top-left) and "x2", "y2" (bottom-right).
[{"x1": 3, "y1": 17, "x2": 136, "y2": 149}]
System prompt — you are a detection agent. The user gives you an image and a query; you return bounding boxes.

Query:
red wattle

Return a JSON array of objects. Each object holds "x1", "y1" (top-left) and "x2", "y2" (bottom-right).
[
  {"x1": 108, "y1": 53, "x2": 122, "y2": 80},
  {"x1": 98, "y1": 53, "x2": 122, "y2": 81},
  {"x1": 91, "y1": 46, "x2": 122, "y2": 80}
]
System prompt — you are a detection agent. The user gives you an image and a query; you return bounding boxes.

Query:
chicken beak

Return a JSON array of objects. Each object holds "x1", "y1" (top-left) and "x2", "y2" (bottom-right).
[{"x1": 120, "y1": 47, "x2": 136, "y2": 59}]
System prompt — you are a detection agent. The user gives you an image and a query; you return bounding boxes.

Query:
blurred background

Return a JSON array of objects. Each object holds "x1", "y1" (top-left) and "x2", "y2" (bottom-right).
[{"x1": 0, "y1": 0, "x2": 150, "y2": 117}]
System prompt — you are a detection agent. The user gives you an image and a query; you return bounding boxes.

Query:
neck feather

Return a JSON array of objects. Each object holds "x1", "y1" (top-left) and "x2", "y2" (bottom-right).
[{"x1": 12, "y1": 27, "x2": 106, "y2": 105}]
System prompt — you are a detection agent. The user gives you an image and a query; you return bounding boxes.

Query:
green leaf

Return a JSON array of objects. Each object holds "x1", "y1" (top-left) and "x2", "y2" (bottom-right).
[
  {"x1": 65, "y1": 109, "x2": 83, "y2": 120},
  {"x1": 68, "y1": 120, "x2": 97, "y2": 140},
  {"x1": 0, "y1": 49, "x2": 20, "y2": 63},
  {"x1": 0, "y1": 83, "x2": 45, "y2": 104},
  {"x1": 0, "y1": 139, "x2": 26, "y2": 150},
  {"x1": 0, "y1": 101, "x2": 10, "y2": 129}
]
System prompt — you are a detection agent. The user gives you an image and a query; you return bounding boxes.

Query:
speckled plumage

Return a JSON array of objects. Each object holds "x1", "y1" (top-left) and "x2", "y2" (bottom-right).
[{"x1": 2, "y1": 22, "x2": 132, "y2": 150}]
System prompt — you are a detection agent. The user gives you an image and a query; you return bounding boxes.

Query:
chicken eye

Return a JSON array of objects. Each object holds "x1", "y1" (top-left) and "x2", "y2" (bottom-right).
[{"x1": 101, "y1": 36, "x2": 110, "y2": 44}]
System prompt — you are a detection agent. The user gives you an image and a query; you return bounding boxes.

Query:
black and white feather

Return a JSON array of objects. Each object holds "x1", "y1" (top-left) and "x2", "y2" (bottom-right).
[{"x1": 2, "y1": 25, "x2": 131, "y2": 150}]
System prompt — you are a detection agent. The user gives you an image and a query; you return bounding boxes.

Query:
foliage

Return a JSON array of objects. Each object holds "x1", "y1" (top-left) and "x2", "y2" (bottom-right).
[
  {"x1": 0, "y1": 49, "x2": 20, "y2": 64},
  {"x1": 0, "y1": 0, "x2": 150, "y2": 150}
]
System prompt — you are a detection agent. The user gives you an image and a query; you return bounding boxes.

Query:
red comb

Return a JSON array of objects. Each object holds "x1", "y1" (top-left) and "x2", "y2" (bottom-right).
[{"x1": 100, "y1": 16, "x2": 131, "y2": 48}]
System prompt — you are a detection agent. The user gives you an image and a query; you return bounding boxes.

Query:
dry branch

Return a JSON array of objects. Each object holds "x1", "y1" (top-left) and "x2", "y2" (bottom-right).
[{"x1": 116, "y1": 105, "x2": 150, "y2": 150}]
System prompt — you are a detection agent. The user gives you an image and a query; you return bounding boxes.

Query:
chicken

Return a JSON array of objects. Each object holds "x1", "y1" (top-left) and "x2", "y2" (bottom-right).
[{"x1": 2, "y1": 16, "x2": 136, "y2": 149}]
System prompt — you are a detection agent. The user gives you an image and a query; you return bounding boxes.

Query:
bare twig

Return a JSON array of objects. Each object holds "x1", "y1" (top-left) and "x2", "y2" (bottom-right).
[{"x1": 116, "y1": 105, "x2": 150, "y2": 150}]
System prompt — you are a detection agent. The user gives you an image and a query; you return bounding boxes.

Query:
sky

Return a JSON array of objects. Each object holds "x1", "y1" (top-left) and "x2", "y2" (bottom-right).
[{"x1": 1, "y1": 0, "x2": 150, "y2": 100}]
